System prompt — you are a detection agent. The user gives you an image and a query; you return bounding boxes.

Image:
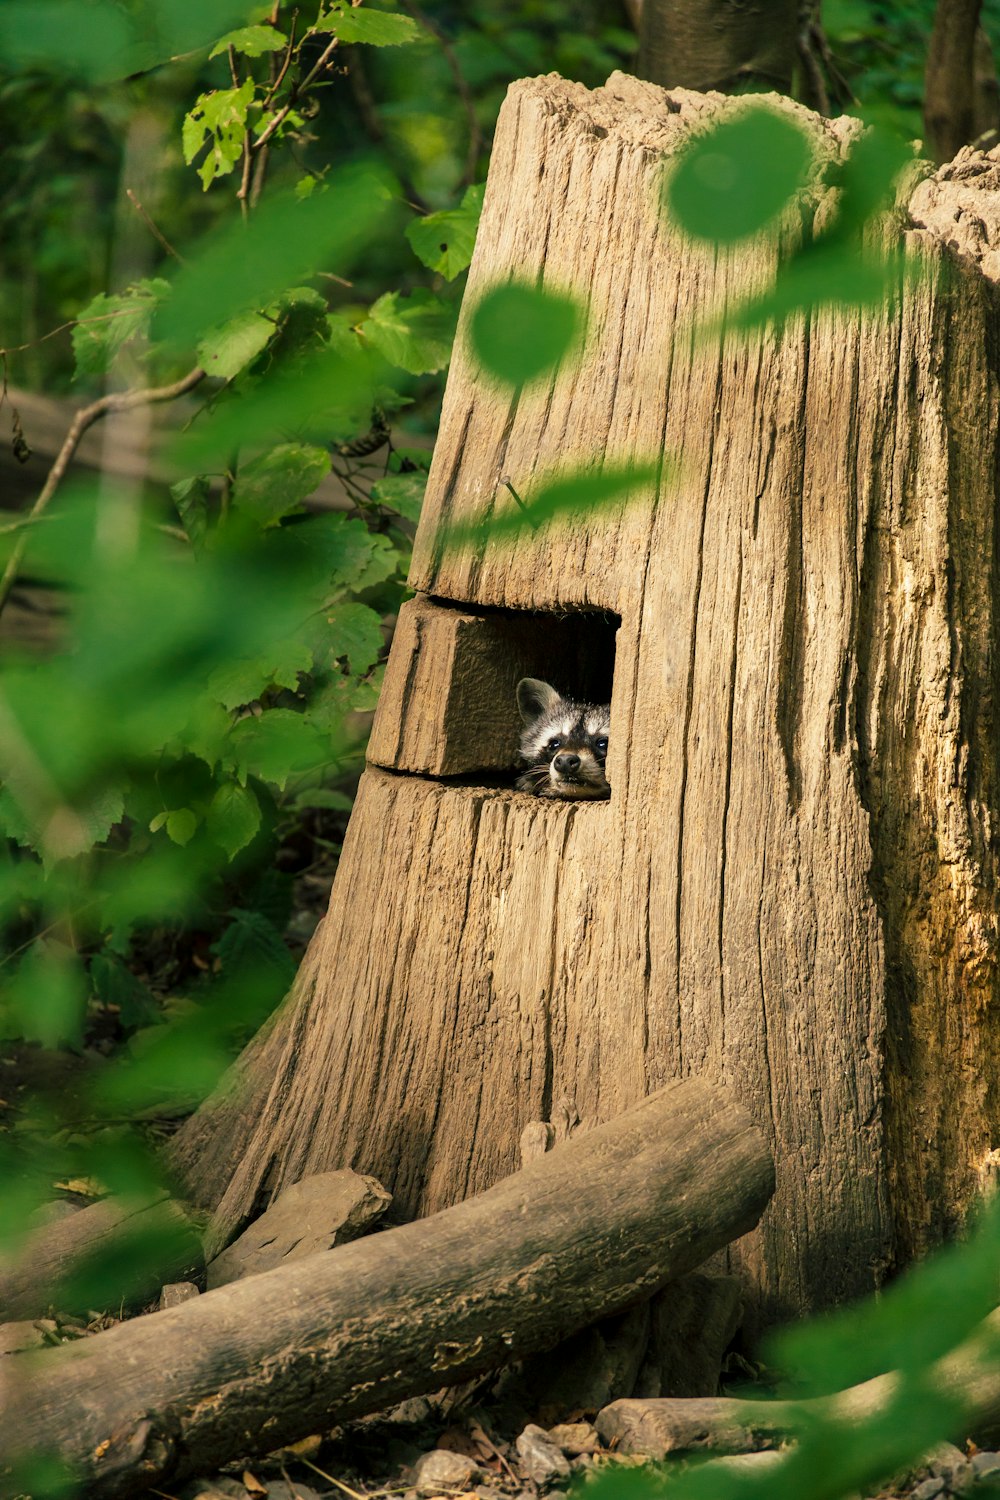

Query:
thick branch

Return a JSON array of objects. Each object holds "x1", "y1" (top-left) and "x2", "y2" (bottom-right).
[
  {"x1": 0, "y1": 366, "x2": 205, "y2": 616},
  {"x1": 597, "y1": 1307, "x2": 1000, "y2": 1455},
  {"x1": 0, "y1": 1079, "x2": 773, "y2": 1499}
]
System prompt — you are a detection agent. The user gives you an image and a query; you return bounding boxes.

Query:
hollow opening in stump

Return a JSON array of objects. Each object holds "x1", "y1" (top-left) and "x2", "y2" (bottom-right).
[{"x1": 367, "y1": 595, "x2": 620, "y2": 787}]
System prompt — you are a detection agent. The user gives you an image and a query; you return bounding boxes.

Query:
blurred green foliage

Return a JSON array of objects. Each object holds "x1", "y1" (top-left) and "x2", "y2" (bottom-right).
[
  {"x1": 1, "y1": 8, "x2": 998, "y2": 1500},
  {"x1": 0, "y1": 0, "x2": 640, "y2": 1319}
]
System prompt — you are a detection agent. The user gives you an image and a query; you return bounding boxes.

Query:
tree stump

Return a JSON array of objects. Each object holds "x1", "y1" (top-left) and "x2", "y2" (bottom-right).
[{"x1": 172, "y1": 74, "x2": 1000, "y2": 1325}]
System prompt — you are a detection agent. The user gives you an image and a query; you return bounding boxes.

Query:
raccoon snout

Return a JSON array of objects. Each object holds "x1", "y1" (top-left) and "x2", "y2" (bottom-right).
[{"x1": 554, "y1": 752, "x2": 581, "y2": 774}]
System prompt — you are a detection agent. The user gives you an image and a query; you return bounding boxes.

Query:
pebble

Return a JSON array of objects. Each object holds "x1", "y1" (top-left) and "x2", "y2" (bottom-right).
[
  {"x1": 547, "y1": 1423, "x2": 600, "y2": 1457},
  {"x1": 515, "y1": 1425, "x2": 572, "y2": 1487},
  {"x1": 413, "y1": 1449, "x2": 481, "y2": 1495},
  {"x1": 973, "y1": 1452, "x2": 1000, "y2": 1477},
  {"x1": 159, "y1": 1281, "x2": 200, "y2": 1311},
  {"x1": 910, "y1": 1479, "x2": 945, "y2": 1500},
  {"x1": 0, "y1": 1321, "x2": 47, "y2": 1356}
]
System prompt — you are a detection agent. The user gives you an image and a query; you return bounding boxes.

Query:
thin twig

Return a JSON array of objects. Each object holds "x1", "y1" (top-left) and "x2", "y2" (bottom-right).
[
  {"x1": 300, "y1": 1459, "x2": 365, "y2": 1499},
  {"x1": 398, "y1": 0, "x2": 482, "y2": 187},
  {"x1": 0, "y1": 367, "x2": 206, "y2": 617},
  {"x1": 125, "y1": 190, "x2": 186, "y2": 264},
  {"x1": 261, "y1": 11, "x2": 299, "y2": 111},
  {"x1": 253, "y1": 33, "x2": 341, "y2": 151},
  {"x1": 0, "y1": 308, "x2": 150, "y2": 360}
]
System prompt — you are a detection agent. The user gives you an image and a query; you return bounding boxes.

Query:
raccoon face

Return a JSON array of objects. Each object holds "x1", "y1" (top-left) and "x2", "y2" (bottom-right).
[{"x1": 515, "y1": 677, "x2": 611, "y2": 801}]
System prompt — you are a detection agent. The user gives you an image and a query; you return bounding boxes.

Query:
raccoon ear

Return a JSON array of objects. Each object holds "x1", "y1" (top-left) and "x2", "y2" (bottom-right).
[{"x1": 517, "y1": 677, "x2": 562, "y2": 723}]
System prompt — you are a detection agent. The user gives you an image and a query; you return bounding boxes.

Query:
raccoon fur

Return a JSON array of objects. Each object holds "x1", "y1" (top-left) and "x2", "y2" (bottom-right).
[{"x1": 515, "y1": 677, "x2": 611, "y2": 800}]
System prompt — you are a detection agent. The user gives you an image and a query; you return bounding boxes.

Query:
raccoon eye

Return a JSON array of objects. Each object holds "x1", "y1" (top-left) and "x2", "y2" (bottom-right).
[
  {"x1": 546, "y1": 738, "x2": 562, "y2": 756},
  {"x1": 595, "y1": 737, "x2": 608, "y2": 753}
]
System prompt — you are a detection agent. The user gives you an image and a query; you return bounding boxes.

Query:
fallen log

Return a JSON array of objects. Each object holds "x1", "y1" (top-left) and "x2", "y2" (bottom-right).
[
  {"x1": 0, "y1": 1193, "x2": 203, "y2": 1321},
  {"x1": 0, "y1": 1078, "x2": 772, "y2": 1499},
  {"x1": 595, "y1": 1307, "x2": 1000, "y2": 1456}
]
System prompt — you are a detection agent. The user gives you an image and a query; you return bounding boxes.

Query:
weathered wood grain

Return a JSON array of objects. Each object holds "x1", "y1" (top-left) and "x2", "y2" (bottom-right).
[
  {"x1": 1, "y1": 1080, "x2": 772, "y2": 1499},
  {"x1": 172, "y1": 78, "x2": 1000, "y2": 1322}
]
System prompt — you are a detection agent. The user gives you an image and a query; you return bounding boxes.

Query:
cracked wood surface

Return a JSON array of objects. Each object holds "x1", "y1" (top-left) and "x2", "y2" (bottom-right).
[{"x1": 173, "y1": 77, "x2": 1000, "y2": 1321}]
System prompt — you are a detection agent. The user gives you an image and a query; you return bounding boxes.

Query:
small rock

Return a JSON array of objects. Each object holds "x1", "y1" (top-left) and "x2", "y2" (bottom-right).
[
  {"x1": 515, "y1": 1426, "x2": 572, "y2": 1487},
  {"x1": 570, "y1": 1455, "x2": 593, "y2": 1472},
  {"x1": 910, "y1": 1479, "x2": 945, "y2": 1500},
  {"x1": 179, "y1": 1480, "x2": 249, "y2": 1500},
  {"x1": 0, "y1": 1321, "x2": 47, "y2": 1355},
  {"x1": 929, "y1": 1444, "x2": 968, "y2": 1480},
  {"x1": 263, "y1": 1484, "x2": 321, "y2": 1500},
  {"x1": 547, "y1": 1423, "x2": 600, "y2": 1457},
  {"x1": 207, "y1": 1169, "x2": 392, "y2": 1289},
  {"x1": 973, "y1": 1452, "x2": 1000, "y2": 1477},
  {"x1": 413, "y1": 1449, "x2": 480, "y2": 1495},
  {"x1": 159, "y1": 1281, "x2": 200, "y2": 1311}
]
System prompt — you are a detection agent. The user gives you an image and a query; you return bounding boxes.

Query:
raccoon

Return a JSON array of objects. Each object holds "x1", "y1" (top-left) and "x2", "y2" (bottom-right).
[{"x1": 515, "y1": 677, "x2": 611, "y2": 800}]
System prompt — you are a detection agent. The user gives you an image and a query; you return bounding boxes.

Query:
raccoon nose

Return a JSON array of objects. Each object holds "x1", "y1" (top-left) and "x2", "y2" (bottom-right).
[{"x1": 554, "y1": 752, "x2": 581, "y2": 773}]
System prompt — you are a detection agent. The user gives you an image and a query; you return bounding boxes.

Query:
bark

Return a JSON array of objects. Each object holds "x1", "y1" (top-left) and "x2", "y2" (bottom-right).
[
  {"x1": 0, "y1": 1080, "x2": 773, "y2": 1500},
  {"x1": 639, "y1": 0, "x2": 798, "y2": 94},
  {"x1": 596, "y1": 1307, "x2": 1000, "y2": 1453},
  {"x1": 0, "y1": 1194, "x2": 202, "y2": 1321},
  {"x1": 171, "y1": 76, "x2": 1000, "y2": 1326},
  {"x1": 924, "y1": 0, "x2": 983, "y2": 162}
]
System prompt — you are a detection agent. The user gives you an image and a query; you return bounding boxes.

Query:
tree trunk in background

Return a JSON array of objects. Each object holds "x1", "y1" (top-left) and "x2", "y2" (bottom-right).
[
  {"x1": 924, "y1": 0, "x2": 983, "y2": 161},
  {"x1": 171, "y1": 75, "x2": 1000, "y2": 1330},
  {"x1": 639, "y1": 0, "x2": 798, "y2": 94}
]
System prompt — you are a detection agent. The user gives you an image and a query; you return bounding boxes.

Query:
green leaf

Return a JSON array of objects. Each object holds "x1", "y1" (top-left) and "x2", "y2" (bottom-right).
[
  {"x1": 170, "y1": 476, "x2": 210, "y2": 549},
  {"x1": 322, "y1": 602, "x2": 384, "y2": 674},
  {"x1": 371, "y1": 471, "x2": 426, "y2": 523},
  {"x1": 290, "y1": 787, "x2": 353, "y2": 813},
  {"x1": 665, "y1": 106, "x2": 813, "y2": 244},
  {"x1": 155, "y1": 168, "x2": 392, "y2": 351},
  {"x1": 71, "y1": 280, "x2": 171, "y2": 379},
  {"x1": 228, "y1": 709, "x2": 328, "y2": 789},
  {"x1": 0, "y1": 0, "x2": 255, "y2": 80},
  {"x1": 326, "y1": 4, "x2": 421, "y2": 46},
  {"x1": 468, "y1": 281, "x2": 583, "y2": 388},
  {"x1": 206, "y1": 782, "x2": 262, "y2": 858},
  {"x1": 207, "y1": 659, "x2": 271, "y2": 710},
  {"x1": 0, "y1": 2, "x2": 133, "y2": 80},
  {"x1": 440, "y1": 461, "x2": 662, "y2": 547},
  {"x1": 231, "y1": 443, "x2": 331, "y2": 526},
  {"x1": 210, "y1": 23, "x2": 287, "y2": 58},
  {"x1": 215, "y1": 908, "x2": 295, "y2": 987},
  {"x1": 183, "y1": 81, "x2": 255, "y2": 189},
  {"x1": 165, "y1": 808, "x2": 198, "y2": 846},
  {"x1": 362, "y1": 289, "x2": 453, "y2": 375},
  {"x1": 197, "y1": 310, "x2": 275, "y2": 380},
  {"x1": 406, "y1": 183, "x2": 484, "y2": 279},
  {"x1": 4, "y1": 944, "x2": 86, "y2": 1049},
  {"x1": 89, "y1": 954, "x2": 159, "y2": 1028},
  {"x1": 269, "y1": 636, "x2": 314, "y2": 689},
  {"x1": 207, "y1": 638, "x2": 312, "y2": 709},
  {"x1": 836, "y1": 123, "x2": 914, "y2": 233},
  {"x1": 0, "y1": 780, "x2": 124, "y2": 864}
]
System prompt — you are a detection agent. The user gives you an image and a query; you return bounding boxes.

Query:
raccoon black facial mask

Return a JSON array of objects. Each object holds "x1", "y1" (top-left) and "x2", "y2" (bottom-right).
[{"x1": 515, "y1": 677, "x2": 611, "y2": 801}]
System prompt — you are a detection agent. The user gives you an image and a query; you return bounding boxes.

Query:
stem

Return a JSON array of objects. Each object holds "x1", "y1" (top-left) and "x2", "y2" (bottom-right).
[
  {"x1": 253, "y1": 34, "x2": 341, "y2": 151},
  {"x1": 0, "y1": 367, "x2": 206, "y2": 617},
  {"x1": 125, "y1": 190, "x2": 186, "y2": 264}
]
